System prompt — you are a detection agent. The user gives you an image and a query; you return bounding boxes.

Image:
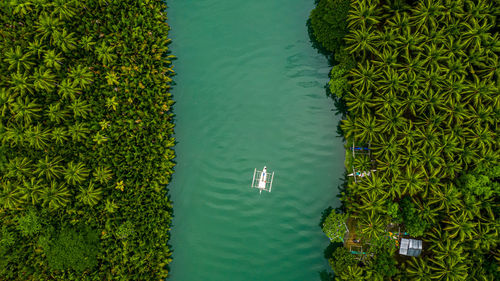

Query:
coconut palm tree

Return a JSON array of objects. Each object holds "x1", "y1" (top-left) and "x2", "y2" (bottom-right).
[
  {"x1": 24, "y1": 124, "x2": 51, "y2": 150},
  {"x1": 9, "y1": 71, "x2": 34, "y2": 96},
  {"x1": 43, "y1": 50, "x2": 64, "y2": 70},
  {"x1": 51, "y1": 127, "x2": 69, "y2": 145},
  {"x1": 5, "y1": 157, "x2": 32, "y2": 180},
  {"x1": 31, "y1": 67, "x2": 56, "y2": 92},
  {"x1": 0, "y1": 180, "x2": 23, "y2": 210},
  {"x1": 4, "y1": 46, "x2": 34, "y2": 72},
  {"x1": 344, "y1": 24, "x2": 379, "y2": 59},
  {"x1": 347, "y1": 0, "x2": 381, "y2": 29},
  {"x1": 64, "y1": 161, "x2": 90, "y2": 185},
  {"x1": 10, "y1": 96, "x2": 41, "y2": 125},
  {"x1": 349, "y1": 61, "x2": 382, "y2": 93},
  {"x1": 353, "y1": 114, "x2": 381, "y2": 144},
  {"x1": 46, "y1": 102, "x2": 69, "y2": 124},
  {"x1": 68, "y1": 98, "x2": 91, "y2": 119},
  {"x1": 429, "y1": 255, "x2": 468, "y2": 281},
  {"x1": 67, "y1": 122, "x2": 89, "y2": 142},
  {"x1": 406, "y1": 257, "x2": 433, "y2": 281},
  {"x1": 443, "y1": 211, "x2": 478, "y2": 241},
  {"x1": 21, "y1": 178, "x2": 45, "y2": 206},
  {"x1": 40, "y1": 180, "x2": 70, "y2": 210},
  {"x1": 399, "y1": 166, "x2": 425, "y2": 196},
  {"x1": 68, "y1": 65, "x2": 93, "y2": 89},
  {"x1": 357, "y1": 211, "x2": 387, "y2": 241},
  {"x1": 95, "y1": 42, "x2": 118, "y2": 65},
  {"x1": 410, "y1": 0, "x2": 444, "y2": 33},
  {"x1": 76, "y1": 181, "x2": 102, "y2": 206},
  {"x1": 34, "y1": 155, "x2": 63, "y2": 180},
  {"x1": 57, "y1": 79, "x2": 80, "y2": 100},
  {"x1": 428, "y1": 183, "x2": 462, "y2": 213},
  {"x1": 35, "y1": 13, "x2": 62, "y2": 42}
]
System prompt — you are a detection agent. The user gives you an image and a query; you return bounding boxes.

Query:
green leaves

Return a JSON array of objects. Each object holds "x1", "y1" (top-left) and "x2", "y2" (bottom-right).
[
  {"x1": 322, "y1": 211, "x2": 348, "y2": 242},
  {"x1": 63, "y1": 161, "x2": 89, "y2": 185},
  {"x1": 76, "y1": 181, "x2": 102, "y2": 206}
]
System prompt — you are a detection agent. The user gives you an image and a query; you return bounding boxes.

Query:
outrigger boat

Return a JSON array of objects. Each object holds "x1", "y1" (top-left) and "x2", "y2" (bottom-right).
[
  {"x1": 348, "y1": 169, "x2": 376, "y2": 178},
  {"x1": 251, "y1": 166, "x2": 274, "y2": 194}
]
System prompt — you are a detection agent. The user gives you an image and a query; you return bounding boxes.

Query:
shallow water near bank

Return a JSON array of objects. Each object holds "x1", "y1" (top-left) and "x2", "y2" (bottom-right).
[{"x1": 167, "y1": 1, "x2": 344, "y2": 280}]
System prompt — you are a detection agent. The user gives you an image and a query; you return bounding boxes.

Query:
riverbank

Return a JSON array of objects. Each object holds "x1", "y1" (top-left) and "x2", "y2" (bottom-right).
[
  {"x1": 0, "y1": 1, "x2": 175, "y2": 279},
  {"x1": 311, "y1": 0, "x2": 499, "y2": 279}
]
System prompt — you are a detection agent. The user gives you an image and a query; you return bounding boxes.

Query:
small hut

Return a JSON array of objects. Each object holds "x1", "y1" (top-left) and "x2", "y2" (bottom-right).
[{"x1": 399, "y1": 238, "x2": 422, "y2": 257}]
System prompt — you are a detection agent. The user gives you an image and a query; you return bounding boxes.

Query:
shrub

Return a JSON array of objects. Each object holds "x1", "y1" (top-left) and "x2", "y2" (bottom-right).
[
  {"x1": 44, "y1": 226, "x2": 99, "y2": 273},
  {"x1": 310, "y1": 0, "x2": 351, "y2": 52}
]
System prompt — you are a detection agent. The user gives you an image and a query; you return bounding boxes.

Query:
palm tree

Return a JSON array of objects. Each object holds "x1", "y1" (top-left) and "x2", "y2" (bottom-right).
[
  {"x1": 63, "y1": 161, "x2": 90, "y2": 185},
  {"x1": 344, "y1": 25, "x2": 379, "y2": 59},
  {"x1": 399, "y1": 166, "x2": 425, "y2": 196},
  {"x1": 43, "y1": 50, "x2": 64, "y2": 70},
  {"x1": 57, "y1": 79, "x2": 80, "y2": 100},
  {"x1": 52, "y1": 29, "x2": 78, "y2": 53},
  {"x1": 0, "y1": 180, "x2": 23, "y2": 210},
  {"x1": 429, "y1": 256, "x2": 468, "y2": 281},
  {"x1": 421, "y1": 148, "x2": 444, "y2": 176},
  {"x1": 372, "y1": 134, "x2": 402, "y2": 160},
  {"x1": 34, "y1": 155, "x2": 63, "y2": 180},
  {"x1": 76, "y1": 181, "x2": 102, "y2": 206},
  {"x1": 68, "y1": 65, "x2": 93, "y2": 89},
  {"x1": 344, "y1": 89, "x2": 374, "y2": 117},
  {"x1": 11, "y1": 96, "x2": 41, "y2": 125},
  {"x1": 337, "y1": 265, "x2": 368, "y2": 280},
  {"x1": 405, "y1": 257, "x2": 433, "y2": 281},
  {"x1": 51, "y1": 127, "x2": 69, "y2": 145},
  {"x1": 68, "y1": 122, "x2": 89, "y2": 142},
  {"x1": 357, "y1": 211, "x2": 387, "y2": 241},
  {"x1": 347, "y1": 0, "x2": 381, "y2": 29},
  {"x1": 104, "y1": 198, "x2": 119, "y2": 213},
  {"x1": 409, "y1": 0, "x2": 444, "y2": 33},
  {"x1": 68, "y1": 98, "x2": 91, "y2": 118},
  {"x1": 401, "y1": 145, "x2": 423, "y2": 168},
  {"x1": 24, "y1": 124, "x2": 51, "y2": 150},
  {"x1": 27, "y1": 39, "x2": 45, "y2": 59},
  {"x1": 4, "y1": 46, "x2": 34, "y2": 72},
  {"x1": 9, "y1": 71, "x2": 34, "y2": 96},
  {"x1": 431, "y1": 237, "x2": 466, "y2": 262},
  {"x1": 95, "y1": 42, "x2": 118, "y2": 65},
  {"x1": 397, "y1": 29, "x2": 425, "y2": 57},
  {"x1": 21, "y1": 178, "x2": 45, "y2": 206},
  {"x1": 0, "y1": 88, "x2": 14, "y2": 118},
  {"x1": 51, "y1": 0, "x2": 77, "y2": 20},
  {"x1": 387, "y1": 11, "x2": 410, "y2": 33},
  {"x1": 31, "y1": 67, "x2": 56, "y2": 92},
  {"x1": 79, "y1": 35, "x2": 96, "y2": 52},
  {"x1": 428, "y1": 183, "x2": 462, "y2": 213},
  {"x1": 5, "y1": 157, "x2": 32, "y2": 180},
  {"x1": 353, "y1": 114, "x2": 381, "y2": 143},
  {"x1": 40, "y1": 181, "x2": 70, "y2": 210},
  {"x1": 3, "y1": 124, "x2": 25, "y2": 148},
  {"x1": 443, "y1": 211, "x2": 478, "y2": 241},
  {"x1": 46, "y1": 102, "x2": 69, "y2": 124},
  {"x1": 422, "y1": 43, "x2": 449, "y2": 69},
  {"x1": 472, "y1": 222, "x2": 498, "y2": 252},
  {"x1": 11, "y1": 1, "x2": 33, "y2": 18},
  {"x1": 35, "y1": 13, "x2": 62, "y2": 42},
  {"x1": 418, "y1": 88, "x2": 445, "y2": 115}
]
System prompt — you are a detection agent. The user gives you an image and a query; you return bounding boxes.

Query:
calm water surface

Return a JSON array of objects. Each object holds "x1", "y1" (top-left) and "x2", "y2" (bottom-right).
[{"x1": 168, "y1": 1, "x2": 344, "y2": 280}]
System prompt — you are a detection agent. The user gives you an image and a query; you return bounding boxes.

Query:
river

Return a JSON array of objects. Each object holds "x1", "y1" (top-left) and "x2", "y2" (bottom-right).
[{"x1": 167, "y1": 1, "x2": 344, "y2": 280}]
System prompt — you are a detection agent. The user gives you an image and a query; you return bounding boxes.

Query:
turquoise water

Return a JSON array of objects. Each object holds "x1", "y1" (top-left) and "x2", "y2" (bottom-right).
[{"x1": 168, "y1": 1, "x2": 344, "y2": 280}]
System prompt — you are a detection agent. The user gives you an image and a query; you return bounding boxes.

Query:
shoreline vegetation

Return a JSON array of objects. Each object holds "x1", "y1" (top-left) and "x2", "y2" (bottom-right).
[
  {"x1": 0, "y1": 1, "x2": 175, "y2": 280},
  {"x1": 311, "y1": 0, "x2": 499, "y2": 280}
]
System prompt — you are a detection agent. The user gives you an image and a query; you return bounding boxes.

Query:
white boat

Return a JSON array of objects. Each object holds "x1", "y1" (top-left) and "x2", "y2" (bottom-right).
[{"x1": 251, "y1": 166, "x2": 274, "y2": 194}]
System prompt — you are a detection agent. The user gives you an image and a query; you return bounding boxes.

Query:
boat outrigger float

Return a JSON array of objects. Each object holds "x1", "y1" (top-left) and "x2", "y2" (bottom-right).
[{"x1": 251, "y1": 166, "x2": 274, "y2": 194}]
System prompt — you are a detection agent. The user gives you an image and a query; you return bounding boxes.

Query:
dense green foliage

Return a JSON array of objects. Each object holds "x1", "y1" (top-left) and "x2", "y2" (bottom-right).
[
  {"x1": 0, "y1": 0, "x2": 175, "y2": 279},
  {"x1": 312, "y1": 0, "x2": 499, "y2": 280},
  {"x1": 310, "y1": 0, "x2": 351, "y2": 52}
]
